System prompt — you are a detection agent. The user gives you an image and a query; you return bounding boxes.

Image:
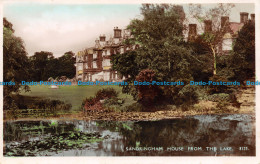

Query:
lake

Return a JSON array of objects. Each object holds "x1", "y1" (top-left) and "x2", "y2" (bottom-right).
[{"x1": 4, "y1": 114, "x2": 255, "y2": 156}]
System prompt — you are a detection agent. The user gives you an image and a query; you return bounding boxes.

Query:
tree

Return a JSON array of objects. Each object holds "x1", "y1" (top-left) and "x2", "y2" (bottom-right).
[
  {"x1": 111, "y1": 51, "x2": 139, "y2": 79},
  {"x1": 43, "y1": 58, "x2": 60, "y2": 80},
  {"x1": 57, "y1": 51, "x2": 76, "y2": 78},
  {"x1": 112, "y1": 4, "x2": 195, "y2": 106},
  {"x1": 188, "y1": 3, "x2": 235, "y2": 75},
  {"x1": 3, "y1": 17, "x2": 14, "y2": 32},
  {"x1": 29, "y1": 51, "x2": 54, "y2": 81},
  {"x1": 111, "y1": 50, "x2": 140, "y2": 97},
  {"x1": 3, "y1": 18, "x2": 30, "y2": 110},
  {"x1": 135, "y1": 69, "x2": 160, "y2": 109},
  {"x1": 29, "y1": 51, "x2": 76, "y2": 81},
  {"x1": 188, "y1": 37, "x2": 214, "y2": 82},
  {"x1": 228, "y1": 20, "x2": 255, "y2": 83},
  {"x1": 127, "y1": 4, "x2": 191, "y2": 83}
]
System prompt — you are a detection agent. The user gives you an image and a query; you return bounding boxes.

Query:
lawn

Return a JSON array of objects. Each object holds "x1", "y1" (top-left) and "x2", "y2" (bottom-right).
[{"x1": 20, "y1": 85, "x2": 135, "y2": 111}]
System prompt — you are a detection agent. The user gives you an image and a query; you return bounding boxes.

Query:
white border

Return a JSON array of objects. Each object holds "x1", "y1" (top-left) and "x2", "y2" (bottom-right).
[{"x1": 0, "y1": 0, "x2": 259, "y2": 164}]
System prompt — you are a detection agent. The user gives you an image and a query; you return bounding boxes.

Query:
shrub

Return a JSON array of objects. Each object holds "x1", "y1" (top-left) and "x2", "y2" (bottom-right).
[
  {"x1": 95, "y1": 88, "x2": 118, "y2": 100},
  {"x1": 124, "y1": 103, "x2": 143, "y2": 112},
  {"x1": 135, "y1": 69, "x2": 160, "y2": 109},
  {"x1": 196, "y1": 86, "x2": 208, "y2": 100},
  {"x1": 216, "y1": 101, "x2": 231, "y2": 113},
  {"x1": 103, "y1": 97, "x2": 125, "y2": 106},
  {"x1": 83, "y1": 88, "x2": 119, "y2": 112},
  {"x1": 4, "y1": 95, "x2": 72, "y2": 118},
  {"x1": 207, "y1": 93, "x2": 230, "y2": 102},
  {"x1": 206, "y1": 93, "x2": 240, "y2": 108},
  {"x1": 207, "y1": 75, "x2": 232, "y2": 94},
  {"x1": 83, "y1": 96, "x2": 98, "y2": 111},
  {"x1": 27, "y1": 99, "x2": 71, "y2": 111},
  {"x1": 101, "y1": 97, "x2": 125, "y2": 112},
  {"x1": 85, "y1": 102, "x2": 103, "y2": 112},
  {"x1": 175, "y1": 85, "x2": 199, "y2": 110},
  {"x1": 228, "y1": 93, "x2": 240, "y2": 107}
]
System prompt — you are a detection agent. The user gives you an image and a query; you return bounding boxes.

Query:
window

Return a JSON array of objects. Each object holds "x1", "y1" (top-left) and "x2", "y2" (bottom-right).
[
  {"x1": 115, "y1": 31, "x2": 121, "y2": 38},
  {"x1": 103, "y1": 59, "x2": 110, "y2": 67},
  {"x1": 77, "y1": 55, "x2": 83, "y2": 62},
  {"x1": 78, "y1": 65, "x2": 82, "y2": 71},
  {"x1": 93, "y1": 61, "x2": 97, "y2": 68},
  {"x1": 102, "y1": 50, "x2": 106, "y2": 56},
  {"x1": 93, "y1": 52, "x2": 97, "y2": 59},
  {"x1": 222, "y1": 38, "x2": 233, "y2": 51},
  {"x1": 120, "y1": 47, "x2": 124, "y2": 54}
]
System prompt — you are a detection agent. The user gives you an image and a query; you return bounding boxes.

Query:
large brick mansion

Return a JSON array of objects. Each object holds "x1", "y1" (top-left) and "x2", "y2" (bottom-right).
[
  {"x1": 76, "y1": 12, "x2": 254, "y2": 82},
  {"x1": 188, "y1": 12, "x2": 255, "y2": 53},
  {"x1": 76, "y1": 27, "x2": 139, "y2": 82}
]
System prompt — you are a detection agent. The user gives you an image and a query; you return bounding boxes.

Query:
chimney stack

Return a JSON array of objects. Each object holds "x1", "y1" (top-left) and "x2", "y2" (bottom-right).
[
  {"x1": 251, "y1": 13, "x2": 255, "y2": 22},
  {"x1": 204, "y1": 20, "x2": 212, "y2": 32},
  {"x1": 240, "y1": 12, "x2": 249, "y2": 23},
  {"x1": 221, "y1": 16, "x2": 229, "y2": 28},
  {"x1": 99, "y1": 34, "x2": 106, "y2": 42},
  {"x1": 188, "y1": 24, "x2": 197, "y2": 41},
  {"x1": 95, "y1": 39, "x2": 101, "y2": 48},
  {"x1": 114, "y1": 27, "x2": 122, "y2": 38}
]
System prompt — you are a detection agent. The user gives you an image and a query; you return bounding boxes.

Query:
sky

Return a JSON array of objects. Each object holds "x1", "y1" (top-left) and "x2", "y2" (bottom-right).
[{"x1": 3, "y1": 3, "x2": 255, "y2": 57}]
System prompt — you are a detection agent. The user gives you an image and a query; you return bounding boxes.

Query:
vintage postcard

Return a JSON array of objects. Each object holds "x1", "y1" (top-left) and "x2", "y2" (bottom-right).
[{"x1": 1, "y1": 0, "x2": 259, "y2": 163}]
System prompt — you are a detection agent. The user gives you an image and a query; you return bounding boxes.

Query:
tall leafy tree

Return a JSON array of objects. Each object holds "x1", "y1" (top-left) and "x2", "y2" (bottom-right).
[
  {"x1": 3, "y1": 18, "x2": 30, "y2": 110},
  {"x1": 228, "y1": 20, "x2": 255, "y2": 83},
  {"x1": 57, "y1": 51, "x2": 76, "y2": 78},
  {"x1": 111, "y1": 51, "x2": 140, "y2": 96},
  {"x1": 29, "y1": 51, "x2": 54, "y2": 81},
  {"x1": 188, "y1": 4, "x2": 235, "y2": 75},
  {"x1": 29, "y1": 51, "x2": 76, "y2": 81},
  {"x1": 115, "y1": 4, "x2": 193, "y2": 82},
  {"x1": 43, "y1": 58, "x2": 60, "y2": 80},
  {"x1": 112, "y1": 4, "x2": 196, "y2": 105},
  {"x1": 127, "y1": 4, "x2": 192, "y2": 82},
  {"x1": 111, "y1": 51, "x2": 139, "y2": 79},
  {"x1": 188, "y1": 37, "x2": 213, "y2": 82}
]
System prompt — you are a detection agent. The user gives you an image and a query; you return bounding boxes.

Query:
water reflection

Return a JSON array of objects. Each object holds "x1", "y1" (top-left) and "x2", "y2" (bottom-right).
[{"x1": 4, "y1": 114, "x2": 255, "y2": 156}]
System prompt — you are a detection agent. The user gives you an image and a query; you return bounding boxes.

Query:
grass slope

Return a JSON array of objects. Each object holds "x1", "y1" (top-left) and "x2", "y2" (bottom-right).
[{"x1": 20, "y1": 85, "x2": 135, "y2": 111}]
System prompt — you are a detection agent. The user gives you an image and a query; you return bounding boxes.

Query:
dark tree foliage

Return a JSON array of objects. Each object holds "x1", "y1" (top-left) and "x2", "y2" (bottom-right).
[
  {"x1": 126, "y1": 4, "x2": 192, "y2": 83},
  {"x1": 135, "y1": 69, "x2": 160, "y2": 108},
  {"x1": 188, "y1": 4, "x2": 235, "y2": 75},
  {"x1": 188, "y1": 37, "x2": 214, "y2": 82},
  {"x1": 228, "y1": 20, "x2": 255, "y2": 83},
  {"x1": 3, "y1": 17, "x2": 14, "y2": 32},
  {"x1": 3, "y1": 18, "x2": 30, "y2": 110},
  {"x1": 30, "y1": 51, "x2": 76, "y2": 81},
  {"x1": 111, "y1": 4, "x2": 195, "y2": 106},
  {"x1": 111, "y1": 50, "x2": 140, "y2": 97},
  {"x1": 57, "y1": 51, "x2": 76, "y2": 79},
  {"x1": 111, "y1": 51, "x2": 139, "y2": 79},
  {"x1": 43, "y1": 58, "x2": 60, "y2": 80},
  {"x1": 29, "y1": 51, "x2": 54, "y2": 81}
]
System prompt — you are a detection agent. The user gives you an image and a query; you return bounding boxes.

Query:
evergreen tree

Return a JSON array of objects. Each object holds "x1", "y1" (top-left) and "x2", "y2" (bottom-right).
[{"x1": 228, "y1": 20, "x2": 255, "y2": 83}]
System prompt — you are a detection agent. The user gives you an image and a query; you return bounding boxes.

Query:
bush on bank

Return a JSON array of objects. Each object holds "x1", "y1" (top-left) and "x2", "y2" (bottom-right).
[
  {"x1": 82, "y1": 88, "x2": 125, "y2": 112},
  {"x1": 4, "y1": 95, "x2": 72, "y2": 119}
]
